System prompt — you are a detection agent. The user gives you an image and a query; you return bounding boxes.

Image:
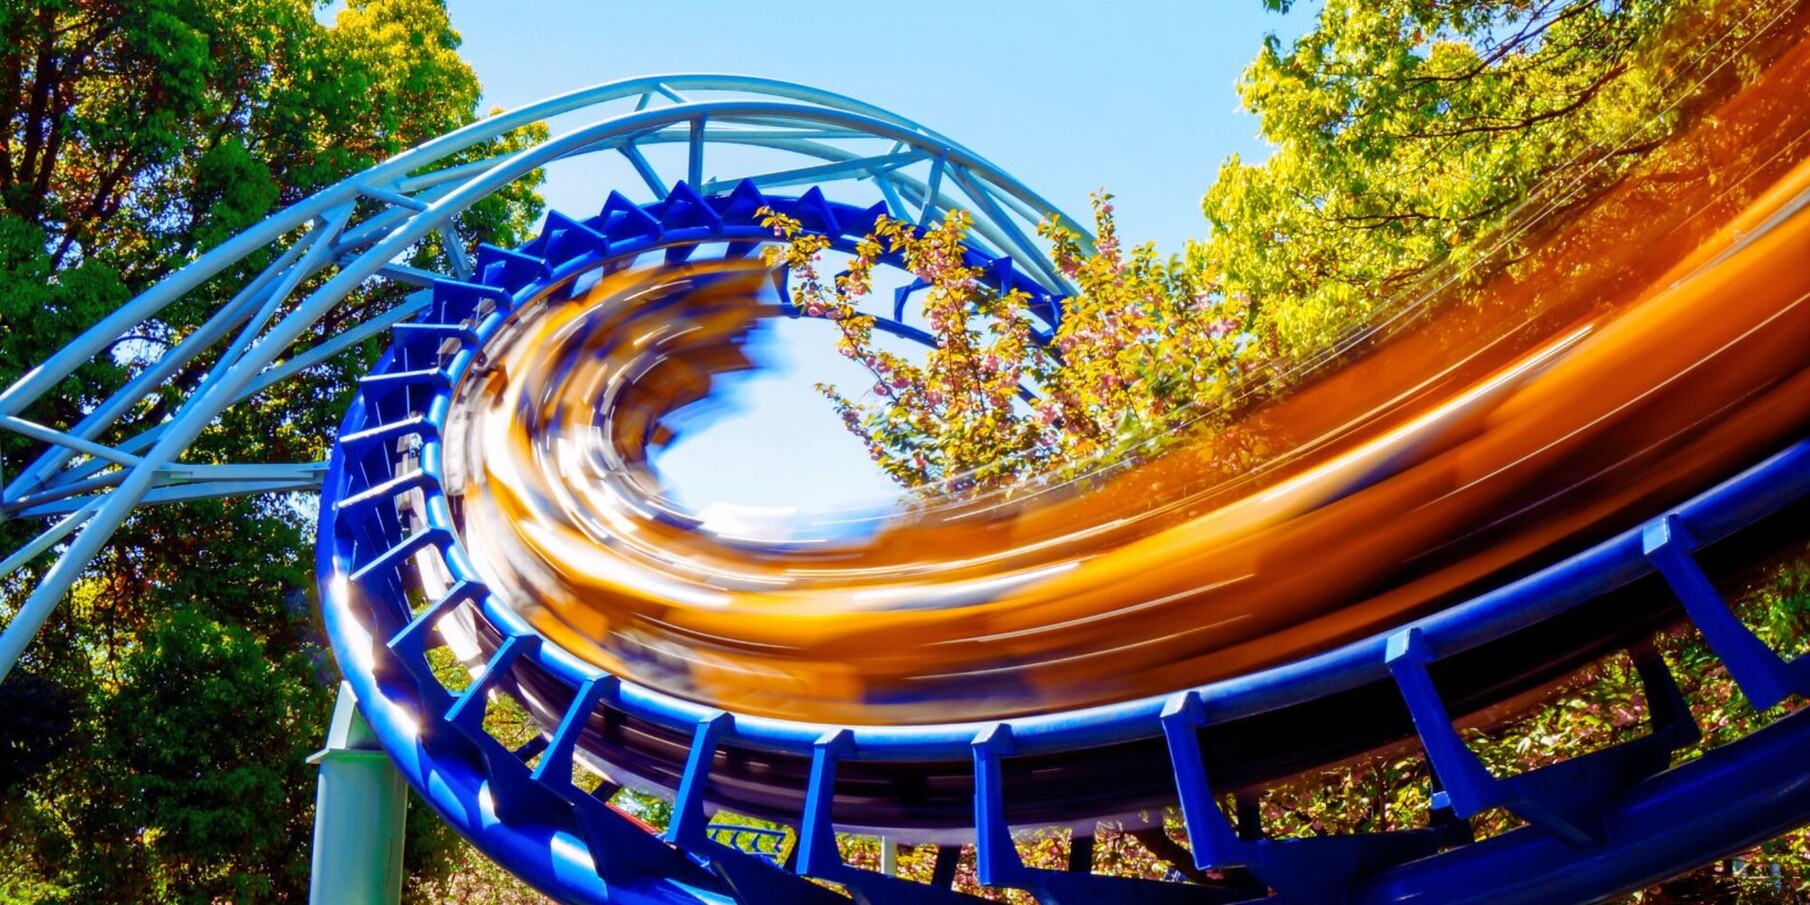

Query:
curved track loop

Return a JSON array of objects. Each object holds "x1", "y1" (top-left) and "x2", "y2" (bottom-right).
[
  {"x1": 317, "y1": 170, "x2": 1810, "y2": 902},
  {"x1": 315, "y1": 31, "x2": 1810, "y2": 904},
  {"x1": 7, "y1": 24, "x2": 1810, "y2": 905},
  {"x1": 0, "y1": 75, "x2": 1084, "y2": 676}
]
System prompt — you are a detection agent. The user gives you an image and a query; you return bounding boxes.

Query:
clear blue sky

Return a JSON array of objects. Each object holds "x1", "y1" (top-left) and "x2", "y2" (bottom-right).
[
  {"x1": 444, "y1": 1, "x2": 1311, "y2": 256},
  {"x1": 431, "y1": 2, "x2": 1315, "y2": 513}
]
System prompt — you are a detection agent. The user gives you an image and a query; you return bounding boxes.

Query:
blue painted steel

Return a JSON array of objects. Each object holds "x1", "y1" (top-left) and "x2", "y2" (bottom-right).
[
  {"x1": 1388, "y1": 631, "x2": 1698, "y2": 846},
  {"x1": 1162, "y1": 687, "x2": 1450, "y2": 902},
  {"x1": 7, "y1": 54, "x2": 1790, "y2": 904},
  {"x1": 970, "y1": 723, "x2": 1019, "y2": 887},
  {"x1": 1349, "y1": 705, "x2": 1810, "y2": 905},
  {"x1": 1644, "y1": 515, "x2": 1810, "y2": 709},
  {"x1": 669, "y1": 713, "x2": 734, "y2": 850},
  {"x1": 704, "y1": 825, "x2": 788, "y2": 865},
  {"x1": 375, "y1": 431, "x2": 1810, "y2": 766},
  {"x1": 317, "y1": 169, "x2": 1810, "y2": 903},
  {"x1": 797, "y1": 729, "x2": 855, "y2": 878},
  {"x1": 317, "y1": 183, "x2": 1072, "y2": 904},
  {"x1": 0, "y1": 75, "x2": 1090, "y2": 683}
]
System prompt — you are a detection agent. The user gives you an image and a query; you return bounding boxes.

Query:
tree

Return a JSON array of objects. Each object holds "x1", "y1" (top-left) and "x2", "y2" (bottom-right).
[
  {"x1": 778, "y1": 0, "x2": 1810, "y2": 898},
  {"x1": 764, "y1": 196, "x2": 1249, "y2": 494},
  {"x1": 789, "y1": 0, "x2": 1805, "y2": 490},
  {"x1": 0, "y1": 1, "x2": 543, "y2": 900},
  {"x1": 1193, "y1": 0, "x2": 1797, "y2": 361}
]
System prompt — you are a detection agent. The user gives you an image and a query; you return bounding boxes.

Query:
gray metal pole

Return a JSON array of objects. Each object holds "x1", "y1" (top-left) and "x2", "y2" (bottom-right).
[{"x1": 309, "y1": 682, "x2": 408, "y2": 905}]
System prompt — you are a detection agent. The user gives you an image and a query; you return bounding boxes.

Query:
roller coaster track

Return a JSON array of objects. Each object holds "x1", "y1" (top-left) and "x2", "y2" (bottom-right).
[{"x1": 5, "y1": 33, "x2": 1810, "y2": 905}]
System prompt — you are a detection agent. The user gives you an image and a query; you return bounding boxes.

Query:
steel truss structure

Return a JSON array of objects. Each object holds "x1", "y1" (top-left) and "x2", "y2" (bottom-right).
[
  {"x1": 7, "y1": 75, "x2": 1810, "y2": 905},
  {"x1": 0, "y1": 75, "x2": 1082, "y2": 678}
]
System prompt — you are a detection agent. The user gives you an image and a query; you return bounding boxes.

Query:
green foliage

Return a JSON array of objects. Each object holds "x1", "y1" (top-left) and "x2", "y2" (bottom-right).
[
  {"x1": 0, "y1": 673, "x2": 78, "y2": 795},
  {"x1": 0, "y1": 495, "x2": 337, "y2": 903},
  {"x1": 787, "y1": 0, "x2": 1798, "y2": 496},
  {"x1": 92, "y1": 609, "x2": 327, "y2": 902},
  {"x1": 0, "y1": 0, "x2": 543, "y2": 900},
  {"x1": 1191, "y1": 0, "x2": 1790, "y2": 363},
  {"x1": 773, "y1": 0, "x2": 1810, "y2": 896},
  {"x1": 766, "y1": 196, "x2": 1246, "y2": 494}
]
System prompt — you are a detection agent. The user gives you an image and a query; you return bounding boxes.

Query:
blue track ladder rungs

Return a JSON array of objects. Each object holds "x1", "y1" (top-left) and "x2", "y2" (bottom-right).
[
  {"x1": 973, "y1": 723, "x2": 1252, "y2": 904},
  {"x1": 792, "y1": 729, "x2": 986, "y2": 903},
  {"x1": 1160, "y1": 690, "x2": 1452, "y2": 902},
  {"x1": 1387, "y1": 625, "x2": 1699, "y2": 847},
  {"x1": 705, "y1": 825, "x2": 787, "y2": 865},
  {"x1": 1643, "y1": 514, "x2": 1810, "y2": 710}
]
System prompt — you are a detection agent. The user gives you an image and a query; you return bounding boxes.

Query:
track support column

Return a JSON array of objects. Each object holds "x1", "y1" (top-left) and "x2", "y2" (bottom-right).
[{"x1": 308, "y1": 681, "x2": 407, "y2": 905}]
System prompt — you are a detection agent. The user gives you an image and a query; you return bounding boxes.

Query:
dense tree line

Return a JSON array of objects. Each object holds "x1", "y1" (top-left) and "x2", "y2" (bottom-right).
[
  {"x1": 798, "y1": 0, "x2": 1808, "y2": 492},
  {"x1": 781, "y1": 0, "x2": 1810, "y2": 899},
  {"x1": 3, "y1": 0, "x2": 1808, "y2": 902},
  {"x1": 0, "y1": 1, "x2": 541, "y2": 901}
]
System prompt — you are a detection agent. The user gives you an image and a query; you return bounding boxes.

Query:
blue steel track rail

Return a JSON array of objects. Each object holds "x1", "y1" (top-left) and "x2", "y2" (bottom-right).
[
  {"x1": 318, "y1": 178, "x2": 1810, "y2": 904},
  {"x1": 3, "y1": 68, "x2": 1805, "y2": 904},
  {"x1": 0, "y1": 75, "x2": 1092, "y2": 681}
]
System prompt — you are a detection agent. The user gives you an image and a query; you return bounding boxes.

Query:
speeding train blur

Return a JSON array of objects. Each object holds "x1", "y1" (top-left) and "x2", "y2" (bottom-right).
[{"x1": 441, "y1": 28, "x2": 1810, "y2": 725}]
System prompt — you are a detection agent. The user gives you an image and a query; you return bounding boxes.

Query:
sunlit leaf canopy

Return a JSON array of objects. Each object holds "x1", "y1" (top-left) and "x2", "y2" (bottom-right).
[{"x1": 7, "y1": 0, "x2": 1810, "y2": 902}]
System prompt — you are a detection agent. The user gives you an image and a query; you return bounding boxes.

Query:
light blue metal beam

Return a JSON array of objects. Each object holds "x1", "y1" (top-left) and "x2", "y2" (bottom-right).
[
  {"x1": 6, "y1": 461, "x2": 328, "y2": 517},
  {"x1": 1, "y1": 203, "x2": 350, "y2": 506},
  {"x1": 947, "y1": 166, "x2": 1072, "y2": 292},
  {"x1": 358, "y1": 183, "x2": 428, "y2": 213},
  {"x1": 158, "y1": 462, "x2": 329, "y2": 483},
  {"x1": 184, "y1": 204, "x2": 357, "y2": 402},
  {"x1": 0, "y1": 416, "x2": 144, "y2": 470},
  {"x1": 14, "y1": 477, "x2": 326, "y2": 519},
  {"x1": 376, "y1": 263, "x2": 448, "y2": 288},
  {"x1": 439, "y1": 224, "x2": 474, "y2": 280},
  {"x1": 621, "y1": 143, "x2": 670, "y2": 197},
  {"x1": 920, "y1": 152, "x2": 949, "y2": 229},
  {"x1": 702, "y1": 150, "x2": 926, "y2": 194},
  {"x1": 1, "y1": 226, "x2": 318, "y2": 502},
  {"x1": 689, "y1": 116, "x2": 707, "y2": 188},
  {"x1": 0, "y1": 80, "x2": 1083, "y2": 684},
  {"x1": 875, "y1": 172, "x2": 911, "y2": 220},
  {"x1": 21, "y1": 291, "x2": 428, "y2": 501},
  {"x1": 238, "y1": 293, "x2": 435, "y2": 401},
  {"x1": 0, "y1": 75, "x2": 942, "y2": 419},
  {"x1": 0, "y1": 499, "x2": 101, "y2": 582},
  {"x1": 3, "y1": 94, "x2": 1063, "y2": 510}
]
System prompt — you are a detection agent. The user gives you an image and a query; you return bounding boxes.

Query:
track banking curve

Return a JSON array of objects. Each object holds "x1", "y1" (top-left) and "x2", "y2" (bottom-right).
[
  {"x1": 1, "y1": 10, "x2": 1809, "y2": 905},
  {"x1": 316, "y1": 17, "x2": 1810, "y2": 901}
]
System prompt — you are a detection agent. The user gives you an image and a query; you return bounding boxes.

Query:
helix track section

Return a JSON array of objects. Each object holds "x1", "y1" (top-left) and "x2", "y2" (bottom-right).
[
  {"x1": 316, "y1": 168, "x2": 1810, "y2": 902},
  {"x1": 4, "y1": 69, "x2": 1810, "y2": 905}
]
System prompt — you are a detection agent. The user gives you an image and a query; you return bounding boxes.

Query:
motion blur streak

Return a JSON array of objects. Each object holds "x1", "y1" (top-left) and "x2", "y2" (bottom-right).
[{"x1": 447, "y1": 30, "x2": 1810, "y2": 725}]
